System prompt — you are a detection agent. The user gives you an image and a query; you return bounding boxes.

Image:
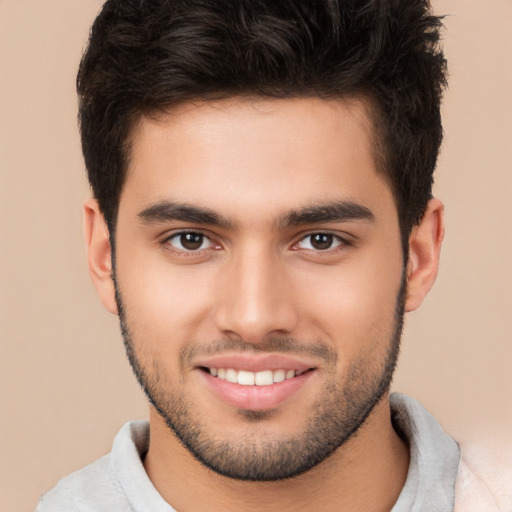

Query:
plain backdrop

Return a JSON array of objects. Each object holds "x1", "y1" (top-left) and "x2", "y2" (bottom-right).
[{"x1": 0, "y1": 1, "x2": 511, "y2": 511}]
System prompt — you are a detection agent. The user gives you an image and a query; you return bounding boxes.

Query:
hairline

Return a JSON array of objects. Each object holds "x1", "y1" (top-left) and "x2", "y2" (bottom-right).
[{"x1": 108, "y1": 92, "x2": 399, "y2": 229}]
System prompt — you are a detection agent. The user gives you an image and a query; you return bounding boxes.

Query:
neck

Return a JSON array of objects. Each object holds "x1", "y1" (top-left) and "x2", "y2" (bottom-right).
[{"x1": 143, "y1": 395, "x2": 409, "y2": 512}]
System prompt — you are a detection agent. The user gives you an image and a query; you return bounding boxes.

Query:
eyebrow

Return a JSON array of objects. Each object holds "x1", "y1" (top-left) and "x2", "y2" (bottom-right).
[
  {"x1": 277, "y1": 200, "x2": 375, "y2": 228},
  {"x1": 137, "y1": 199, "x2": 374, "y2": 230},
  {"x1": 138, "y1": 201, "x2": 234, "y2": 229}
]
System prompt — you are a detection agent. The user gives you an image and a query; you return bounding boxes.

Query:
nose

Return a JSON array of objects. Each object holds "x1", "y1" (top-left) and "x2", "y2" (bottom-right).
[{"x1": 213, "y1": 246, "x2": 299, "y2": 344}]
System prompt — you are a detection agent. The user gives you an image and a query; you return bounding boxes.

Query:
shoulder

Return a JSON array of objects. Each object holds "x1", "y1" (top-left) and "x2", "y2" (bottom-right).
[
  {"x1": 36, "y1": 453, "x2": 131, "y2": 512},
  {"x1": 454, "y1": 441, "x2": 512, "y2": 512},
  {"x1": 36, "y1": 420, "x2": 150, "y2": 512}
]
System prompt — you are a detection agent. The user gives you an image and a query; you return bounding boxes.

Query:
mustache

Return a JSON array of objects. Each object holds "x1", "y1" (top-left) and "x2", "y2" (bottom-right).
[{"x1": 181, "y1": 337, "x2": 337, "y2": 366}]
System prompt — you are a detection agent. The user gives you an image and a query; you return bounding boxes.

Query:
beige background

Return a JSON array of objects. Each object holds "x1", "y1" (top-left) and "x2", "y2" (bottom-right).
[{"x1": 0, "y1": 1, "x2": 511, "y2": 511}]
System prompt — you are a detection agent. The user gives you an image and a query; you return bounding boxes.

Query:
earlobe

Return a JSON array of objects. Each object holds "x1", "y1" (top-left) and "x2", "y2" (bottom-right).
[
  {"x1": 83, "y1": 199, "x2": 118, "y2": 315},
  {"x1": 405, "y1": 198, "x2": 445, "y2": 312}
]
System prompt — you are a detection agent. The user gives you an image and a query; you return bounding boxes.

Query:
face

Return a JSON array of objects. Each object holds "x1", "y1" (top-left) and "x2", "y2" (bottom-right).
[{"x1": 113, "y1": 97, "x2": 405, "y2": 480}]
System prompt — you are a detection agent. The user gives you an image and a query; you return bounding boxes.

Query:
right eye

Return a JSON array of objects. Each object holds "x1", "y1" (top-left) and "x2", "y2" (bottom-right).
[
  {"x1": 165, "y1": 232, "x2": 214, "y2": 252},
  {"x1": 295, "y1": 232, "x2": 345, "y2": 251}
]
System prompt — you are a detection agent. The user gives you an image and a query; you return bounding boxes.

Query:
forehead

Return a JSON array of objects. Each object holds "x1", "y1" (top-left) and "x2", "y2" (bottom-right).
[{"x1": 121, "y1": 97, "x2": 394, "y2": 224}]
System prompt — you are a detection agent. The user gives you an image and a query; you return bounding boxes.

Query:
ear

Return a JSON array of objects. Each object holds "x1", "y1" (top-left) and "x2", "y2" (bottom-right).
[
  {"x1": 405, "y1": 198, "x2": 445, "y2": 312},
  {"x1": 83, "y1": 199, "x2": 118, "y2": 315}
]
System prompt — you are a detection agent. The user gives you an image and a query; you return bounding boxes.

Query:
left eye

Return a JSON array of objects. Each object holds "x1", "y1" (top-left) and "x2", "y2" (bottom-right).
[
  {"x1": 167, "y1": 232, "x2": 213, "y2": 251},
  {"x1": 296, "y1": 233, "x2": 343, "y2": 251}
]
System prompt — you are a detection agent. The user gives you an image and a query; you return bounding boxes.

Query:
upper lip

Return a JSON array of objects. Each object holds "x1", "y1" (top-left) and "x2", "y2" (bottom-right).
[{"x1": 194, "y1": 353, "x2": 317, "y2": 373}]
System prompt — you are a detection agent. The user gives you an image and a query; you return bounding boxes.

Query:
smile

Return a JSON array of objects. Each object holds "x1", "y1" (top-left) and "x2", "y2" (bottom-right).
[
  {"x1": 207, "y1": 367, "x2": 307, "y2": 386},
  {"x1": 198, "y1": 364, "x2": 316, "y2": 411}
]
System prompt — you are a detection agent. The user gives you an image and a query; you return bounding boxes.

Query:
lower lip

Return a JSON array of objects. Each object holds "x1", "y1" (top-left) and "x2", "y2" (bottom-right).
[{"x1": 199, "y1": 370, "x2": 314, "y2": 411}]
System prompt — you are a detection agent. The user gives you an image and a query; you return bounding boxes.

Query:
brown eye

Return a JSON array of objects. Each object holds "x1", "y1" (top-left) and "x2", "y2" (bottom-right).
[
  {"x1": 296, "y1": 233, "x2": 343, "y2": 251},
  {"x1": 310, "y1": 233, "x2": 334, "y2": 250},
  {"x1": 168, "y1": 232, "x2": 211, "y2": 251}
]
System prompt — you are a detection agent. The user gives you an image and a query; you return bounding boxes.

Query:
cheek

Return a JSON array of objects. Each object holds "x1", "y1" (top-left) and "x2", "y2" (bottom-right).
[
  {"x1": 295, "y1": 251, "x2": 402, "y2": 355},
  {"x1": 115, "y1": 250, "x2": 217, "y2": 348}
]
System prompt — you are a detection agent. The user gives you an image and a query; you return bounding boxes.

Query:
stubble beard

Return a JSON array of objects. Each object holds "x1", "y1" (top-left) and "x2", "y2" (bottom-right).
[{"x1": 114, "y1": 274, "x2": 405, "y2": 482}]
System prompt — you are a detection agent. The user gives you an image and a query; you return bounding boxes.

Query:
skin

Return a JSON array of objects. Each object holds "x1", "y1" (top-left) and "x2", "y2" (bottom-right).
[{"x1": 84, "y1": 97, "x2": 444, "y2": 511}]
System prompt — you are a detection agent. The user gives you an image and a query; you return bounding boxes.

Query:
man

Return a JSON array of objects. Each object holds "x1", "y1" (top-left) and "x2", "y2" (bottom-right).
[{"x1": 35, "y1": 1, "x2": 502, "y2": 510}]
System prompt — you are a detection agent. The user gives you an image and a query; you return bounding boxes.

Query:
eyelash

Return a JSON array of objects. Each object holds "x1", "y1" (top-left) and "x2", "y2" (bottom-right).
[
  {"x1": 162, "y1": 231, "x2": 220, "y2": 256},
  {"x1": 292, "y1": 232, "x2": 348, "y2": 252},
  {"x1": 161, "y1": 230, "x2": 350, "y2": 257}
]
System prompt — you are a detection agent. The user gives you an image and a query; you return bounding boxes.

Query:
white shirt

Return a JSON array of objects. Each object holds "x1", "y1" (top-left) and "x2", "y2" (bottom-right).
[{"x1": 37, "y1": 393, "x2": 510, "y2": 511}]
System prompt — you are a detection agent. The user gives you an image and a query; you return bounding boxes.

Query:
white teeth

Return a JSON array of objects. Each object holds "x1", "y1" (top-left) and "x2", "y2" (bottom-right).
[
  {"x1": 255, "y1": 370, "x2": 273, "y2": 386},
  {"x1": 273, "y1": 369, "x2": 285, "y2": 383},
  {"x1": 225, "y1": 368, "x2": 238, "y2": 383},
  {"x1": 237, "y1": 370, "x2": 255, "y2": 385},
  {"x1": 208, "y1": 367, "x2": 306, "y2": 386}
]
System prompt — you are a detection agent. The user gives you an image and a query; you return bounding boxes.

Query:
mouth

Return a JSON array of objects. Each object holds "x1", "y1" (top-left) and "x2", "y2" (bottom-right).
[
  {"x1": 200, "y1": 367, "x2": 310, "y2": 386},
  {"x1": 195, "y1": 356, "x2": 317, "y2": 411}
]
